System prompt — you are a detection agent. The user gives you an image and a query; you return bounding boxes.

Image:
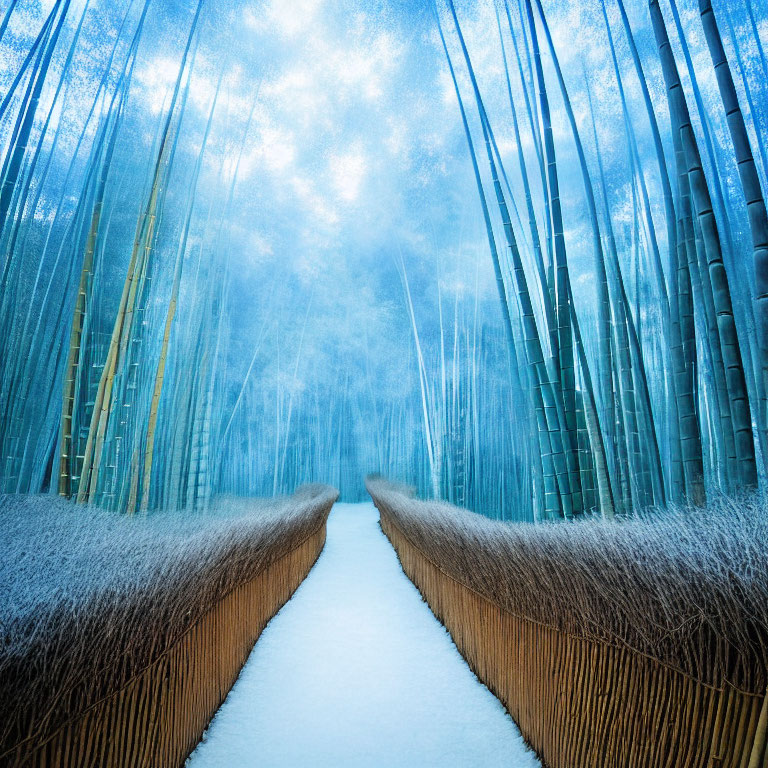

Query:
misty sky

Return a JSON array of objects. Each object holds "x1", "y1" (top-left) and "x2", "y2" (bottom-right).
[{"x1": 1, "y1": 0, "x2": 766, "y2": 496}]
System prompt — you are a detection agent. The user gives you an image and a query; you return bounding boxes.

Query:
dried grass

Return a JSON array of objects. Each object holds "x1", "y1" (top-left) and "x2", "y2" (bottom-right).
[
  {"x1": 0, "y1": 485, "x2": 338, "y2": 757},
  {"x1": 367, "y1": 476, "x2": 768, "y2": 693}
]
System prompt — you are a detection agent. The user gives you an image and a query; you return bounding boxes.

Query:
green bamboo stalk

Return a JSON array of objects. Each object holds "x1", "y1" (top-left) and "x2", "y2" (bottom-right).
[
  {"x1": 523, "y1": 0, "x2": 582, "y2": 515},
  {"x1": 495, "y1": 5, "x2": 558, "y2": 373},
  {"x1": 0, "y1": 0, "x2": 69, "y2": 235},
  {"x1": 720, "y1": 5, "x2": 768, "y2": 187},
  {"x1": 534, "y1": 0, "x2": 635, "y2": 511},
  {"x1": 139, "y1": 79, "x2": 220, "y2": 513},
  {"x1": 507, "y1": 0, "x2": 556, "y2": 344},
  {"x1": 699, "y1": 0, "x2": 768, "y2": 478},
  {"x1": 0, "y1": 0, "x2": 18, "y2": 43},
  {"x1": 613, "y1": 0, "x2": 704, "y2": 501},
  {"x1": 440, "y1": 2, "x2": 567, "y2": 517},
  {"x1": 650, "y1": 0, "x2": 757, "y2": 489},
  {"x1": 78, "y1": 0, "x2": 204, "y2": 505},
  {"x1": 398, "y1": 254, "x2": 439, "y2": 498}
]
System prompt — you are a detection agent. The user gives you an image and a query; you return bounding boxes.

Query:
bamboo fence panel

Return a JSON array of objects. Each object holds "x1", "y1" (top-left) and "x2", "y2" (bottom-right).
[
  {"x1": 2, "y1": 521, "x2": 328, "y2": 768},
  {"x1": 375, "y1": 501, "x2": 768, "y2": 768}
]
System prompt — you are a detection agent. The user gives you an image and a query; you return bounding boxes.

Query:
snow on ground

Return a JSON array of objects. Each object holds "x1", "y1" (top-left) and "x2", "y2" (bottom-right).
[{"x1": 187, "y1": 502, "x2": 540, "y2": 768}]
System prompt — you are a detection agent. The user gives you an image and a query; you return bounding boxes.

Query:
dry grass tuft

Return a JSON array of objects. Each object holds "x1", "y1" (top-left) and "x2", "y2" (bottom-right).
[
  {"x1": 0, "y1": 485, "x2": 337, "y2": 756},
  {"x1": 367, "y1": 476, "x2": 768, "y2": 693}
]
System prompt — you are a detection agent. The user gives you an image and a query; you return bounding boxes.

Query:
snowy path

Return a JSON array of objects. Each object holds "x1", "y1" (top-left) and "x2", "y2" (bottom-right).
[{"x1": 186, "y1": 502, "x2": 539, "y2": 768}]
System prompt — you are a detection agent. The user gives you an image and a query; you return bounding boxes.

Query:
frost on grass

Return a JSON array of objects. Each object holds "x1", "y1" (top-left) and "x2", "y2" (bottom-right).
[
  {"x1": 368, "y1": 477, "x2": 768, "y2": 693},
  {"x1": 0, "y1": 485, "x2": 337, "y2": 753}
]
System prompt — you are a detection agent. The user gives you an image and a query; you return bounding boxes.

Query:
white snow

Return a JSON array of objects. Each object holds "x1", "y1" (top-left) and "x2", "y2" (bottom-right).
[{"x1": 186, "y1": 502, "x2": 540, "y2": 768}]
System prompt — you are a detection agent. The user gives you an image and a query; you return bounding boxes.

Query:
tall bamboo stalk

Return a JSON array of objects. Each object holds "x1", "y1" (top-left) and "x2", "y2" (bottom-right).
[
  {"x1": 77, "y1": 0, "x2": 204, "y2": 506},
  {"x1": 699, "y1": 0, "x2": 768, "y2": 478},
  {"x1": 523, "y1": 0, "x2": 583, "y2": 515},
  {"x1": 649, "y1": 0, "x2": 757, "y2": 489},
  {"x1": 139, "y1": 79, "x2": 220, "y2": 513}
]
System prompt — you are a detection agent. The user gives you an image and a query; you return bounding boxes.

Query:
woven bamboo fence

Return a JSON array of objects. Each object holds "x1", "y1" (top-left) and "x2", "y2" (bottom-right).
[
  {"x1": 1, "y1": 486, "x2": 337, "y2": 768},
  {"x1": 368, "y1": 478, "x2": 768, "y2": 768}
]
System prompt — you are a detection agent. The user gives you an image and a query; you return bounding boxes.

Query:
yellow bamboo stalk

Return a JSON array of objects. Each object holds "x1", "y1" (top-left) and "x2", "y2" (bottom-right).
[
  {"x1": 139, "y1": 285, "x2": 176, "y2": 513},
  {"x1": 77, "y1": 162, "x2": 163, "y2": 504},
  {"x1": 126, "y1": 446, "x2": 140, "y2": 516},
  {"x1": 58, "y1": 200, "x2": 100, "y2": 497}
]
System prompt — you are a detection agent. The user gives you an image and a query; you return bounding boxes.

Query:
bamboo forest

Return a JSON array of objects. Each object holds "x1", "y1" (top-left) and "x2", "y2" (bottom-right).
[{"x1": 1, "y1": 0, "x2": 767, "y2": 766}]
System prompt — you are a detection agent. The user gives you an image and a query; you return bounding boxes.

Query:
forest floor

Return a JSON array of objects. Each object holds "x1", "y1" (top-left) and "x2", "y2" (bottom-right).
[{"x1": 186, "y1": 502, "x2": 538, "y2": 767}]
